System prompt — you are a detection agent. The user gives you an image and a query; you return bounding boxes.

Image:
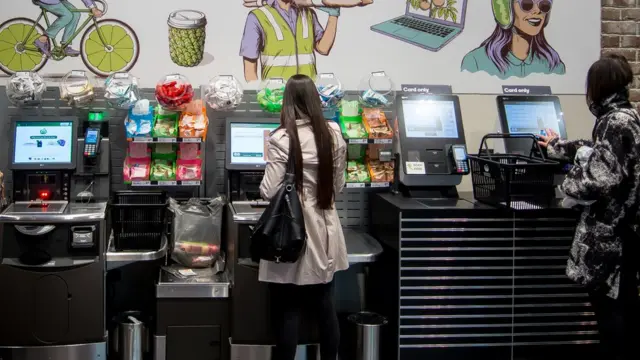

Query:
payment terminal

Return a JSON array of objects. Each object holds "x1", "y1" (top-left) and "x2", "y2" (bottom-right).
[{"x1": 83, "y1": 127, "x2": 101, "y2": 158}]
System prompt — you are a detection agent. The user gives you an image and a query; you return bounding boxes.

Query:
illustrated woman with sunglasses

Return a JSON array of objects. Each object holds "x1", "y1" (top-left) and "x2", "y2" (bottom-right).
[{"x1": 460, "y1": 0, "x2": 565, "y2": 79}]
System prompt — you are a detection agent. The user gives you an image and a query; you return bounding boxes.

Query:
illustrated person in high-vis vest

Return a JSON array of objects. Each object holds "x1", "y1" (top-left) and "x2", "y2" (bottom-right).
[{"x1": 240, "y1": 0, "x2": 373, "y2": 81}]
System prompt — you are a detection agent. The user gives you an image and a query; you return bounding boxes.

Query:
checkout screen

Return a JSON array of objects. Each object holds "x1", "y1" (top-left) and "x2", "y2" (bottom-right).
[
  {"x1": 229, "y1": 123, "x2": 279, "y2": 165},
  {"x1": 503, "y1": 100, "x2": 561, "y2": 135},
  {"x1": 13, "y1": 121, "x2": 73, "y2": 164},
  {"x1": 402, "y1": 100, "x2": 459, "y2": 138}
]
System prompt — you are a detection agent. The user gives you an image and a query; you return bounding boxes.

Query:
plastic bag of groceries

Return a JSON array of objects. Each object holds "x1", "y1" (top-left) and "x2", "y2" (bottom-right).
[{"x1": 169, "y1": 197, "x2": 225, "y2": 268}]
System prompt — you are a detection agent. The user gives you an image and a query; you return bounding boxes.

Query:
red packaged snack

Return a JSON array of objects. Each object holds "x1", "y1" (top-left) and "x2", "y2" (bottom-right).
[{"x1": 155, "y1": 74, "x2": 194, "y2": 109}]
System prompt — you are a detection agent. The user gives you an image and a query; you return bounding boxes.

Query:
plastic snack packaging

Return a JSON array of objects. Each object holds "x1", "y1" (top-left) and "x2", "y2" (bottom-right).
[
  {"x1": 177, "y1": 159, "x2": 203, "y2": 181},
  {"x1": 203, "y1": 75, "x2": 244, "y2": 111},
  {"x1": 6, "y1": 71, "x2": 46, "y2": 107},
  {"x1": 341, "y1": 100, "x2": 360, "y2": 117},
  {"x1": 126, "y1": 100, "x2": 154, "y2": 138},
  {"x1": 150, "y1": 159, "x2": 176, "y2": 181},
  {"x1": 345, "y1": 160, "x2": 370, "y2": 183},
  {"x1": 155, "y1": 74, "x2": 194, "y2": 109},
  {"x1": 60, "y1": 70, "x2": 95, "y2": 107},
  {"x1": 358, "y1": 71, "x2": 395, "y2": 108},
  {"x1": 125, "y1": 100, "x2": 154, "y2": 138},
  {"x1": 180, "y1": 100, "x2": 209, "y2": 139},
  {"x1": 257, "y1": 78, "x2": 285, "y2": 113},
  {"x1": 128, "y1": 143, "x2": 150, "y2": 158},
  {"x1": 316, "y1": 73, "x2": 345, "y2": 109},
  {"x1": 153, "y1": 106, "x2": 179, "y2": 138},
  {"x1": 105, "y1": 72, "x2": 140, "y2": 109},
  {"x1": 363, "y1": 108, "x2": 393, "y2": 138},
  {"x1": 179, "y1": 143, "x2": 200, "y2": 160},
  {"x1": 169, "y1": 197, "x2": 225, "y2": 268},
  {"x1": 368, "y1": 160, "x2": 394, "y2": 182},
  {"x1": 123, "y1": 156, "x2": 151, "y2": 182}
]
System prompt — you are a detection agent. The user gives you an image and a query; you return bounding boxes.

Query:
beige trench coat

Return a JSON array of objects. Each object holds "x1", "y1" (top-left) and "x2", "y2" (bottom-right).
[{"x1": 258, "y1": 120, "x2": 349, "y2": 285}]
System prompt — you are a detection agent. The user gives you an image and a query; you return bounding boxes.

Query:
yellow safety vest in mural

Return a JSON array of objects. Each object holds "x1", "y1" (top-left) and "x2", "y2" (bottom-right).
[{"x1": 251, "y1": 6, "x2": 317, "y2": 80}]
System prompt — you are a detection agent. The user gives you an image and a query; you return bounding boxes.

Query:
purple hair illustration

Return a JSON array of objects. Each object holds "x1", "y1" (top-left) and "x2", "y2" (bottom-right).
[
  {"x1": 460, "y1": 0, "x2": 565, "y2": 79},
  {"x1": 481, "y1": 25, "x2": 563, "y2": 74}
]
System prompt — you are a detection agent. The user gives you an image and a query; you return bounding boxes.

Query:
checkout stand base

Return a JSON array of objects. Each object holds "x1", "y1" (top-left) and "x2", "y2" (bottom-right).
[
  {"x1": 368, "y1": 193, "x2": 600, "y2": 360},
  {"x1": 0, "y1": 342, "x2": 106, "y2": 360}
]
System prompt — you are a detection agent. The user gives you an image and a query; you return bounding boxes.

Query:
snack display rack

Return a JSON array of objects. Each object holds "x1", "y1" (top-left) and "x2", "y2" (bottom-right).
[{"x1": 339, "y1": 72, "x2": 395, "y2": 189}]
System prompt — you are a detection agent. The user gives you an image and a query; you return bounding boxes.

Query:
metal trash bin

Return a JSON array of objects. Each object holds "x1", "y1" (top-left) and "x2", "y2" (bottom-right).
[
  {"x1": 348, "y1": 311, "x2": 387, "y2": 360},
  {"x1": 112, "y1": 312, "x2": 146, "y2": 360}
]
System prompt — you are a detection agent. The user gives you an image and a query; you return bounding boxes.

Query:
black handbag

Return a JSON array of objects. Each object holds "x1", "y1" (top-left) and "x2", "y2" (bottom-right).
[{"x1": 250, "y1": 140, "x2": 307, "y2": 264}]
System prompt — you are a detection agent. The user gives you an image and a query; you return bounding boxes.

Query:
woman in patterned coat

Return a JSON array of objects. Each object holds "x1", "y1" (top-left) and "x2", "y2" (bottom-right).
[{"x1": 538, "y1": 54, "x2": 640, "y2": 360}]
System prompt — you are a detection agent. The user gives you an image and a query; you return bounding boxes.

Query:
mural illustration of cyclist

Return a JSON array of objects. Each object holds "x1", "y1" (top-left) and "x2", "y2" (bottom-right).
[
  {"x1": 33, "y1": 0, "x2": 103, "y2": 57},
  {"x1": 240, "y1": 0, "x2": 373, "y2": 82},
  {"x1": 0, "y1": 0, "x2": 139, "y2": 76},
  {"x1": 460, "y1": 0, "x2": 565, "y2": 79}
]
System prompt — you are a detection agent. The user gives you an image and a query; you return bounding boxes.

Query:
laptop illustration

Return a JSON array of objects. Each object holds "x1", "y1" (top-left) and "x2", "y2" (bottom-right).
[{"x1": 371, "y1": 0, "x2": 467, "y2": 52}]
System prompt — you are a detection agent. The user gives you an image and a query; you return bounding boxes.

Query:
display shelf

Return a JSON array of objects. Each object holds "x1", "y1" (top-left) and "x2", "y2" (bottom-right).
[
  {"x1": 346, "y1": 138, "x2": 392, "y2": 145},
  {"x1": 131, "y1": 180, "x2": 202, "y2": 186},
  {"x1": 127, "y1": 137, "x2": 202, "y2": 143},
  {"x1": 345, "y1": 182, "x2": 390, "y2": 188}
]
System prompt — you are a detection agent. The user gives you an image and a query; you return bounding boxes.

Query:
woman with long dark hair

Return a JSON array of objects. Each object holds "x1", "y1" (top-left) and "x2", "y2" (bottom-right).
[
  {"x1": 461, "y1": 0, "x2": 565, "y2": 79},
  {"x1": 538, "y1": 54, "x2": 640, "y2": 360},
  {"x1": 259, "y1": 74, "x2": 348, "y2": 360}
]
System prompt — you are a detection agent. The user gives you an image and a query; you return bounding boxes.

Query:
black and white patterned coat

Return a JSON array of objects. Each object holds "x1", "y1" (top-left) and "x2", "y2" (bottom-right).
[{"x1": 548, "y1": 105, "x2": 640, "y2": 299}]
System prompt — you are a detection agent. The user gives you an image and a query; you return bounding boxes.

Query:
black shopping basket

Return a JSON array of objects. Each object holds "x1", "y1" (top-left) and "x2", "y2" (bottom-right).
[
  {"x1": 111, "y1": 190, "x2": 168, "y2": 251},
  {"x1": 468, "y1": 133, "x2": 560, "y2": 210}
]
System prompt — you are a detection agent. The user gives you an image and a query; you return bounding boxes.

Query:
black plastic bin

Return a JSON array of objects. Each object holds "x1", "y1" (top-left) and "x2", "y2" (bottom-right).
[
  {"x1": 111, "y1": 191, "x2": 168, "y2": 251},
  {"x1": 468, "y1": 133, "x2": 560, "y2": 210}
]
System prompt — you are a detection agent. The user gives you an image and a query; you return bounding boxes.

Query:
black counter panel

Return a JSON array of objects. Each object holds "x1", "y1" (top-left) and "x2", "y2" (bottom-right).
[{"x1": 369, "y1": 194, "x2": 598, "y2": 360}]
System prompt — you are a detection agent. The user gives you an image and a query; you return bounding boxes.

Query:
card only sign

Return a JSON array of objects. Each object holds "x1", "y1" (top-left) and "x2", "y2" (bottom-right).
[
  {"x1": 402, "y1": 84, "x2": 452, "y2": 95},
  {"x1": 502, "y1": 85, "x2": 552, "y2": 95}
]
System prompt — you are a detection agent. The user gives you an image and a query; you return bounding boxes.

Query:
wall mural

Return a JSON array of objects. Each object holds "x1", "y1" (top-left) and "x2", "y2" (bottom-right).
[
  {"x1": 0, "y1": 0, "x2": 601, "y2": 94},
  {"x1": 370, "y1": 0, "x2": 466, "y2": 52},
  {"x1": 0, "y1": 0, "x2": 139, "y2": 76},
  {"x1": 240, "y1": 0, "x2": 373, "y2": 82},
  {"x1": 460, "y1": 0, "x2": 565, "y2": 79}
]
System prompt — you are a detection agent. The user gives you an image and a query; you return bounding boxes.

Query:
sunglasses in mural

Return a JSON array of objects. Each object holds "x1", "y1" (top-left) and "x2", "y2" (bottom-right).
[
  {"x1": 0, "y1": 0, "x2": 139, "y2": 77},
  {"x1": 516, "y1": 0, "x2": 552, "y2": 14}
]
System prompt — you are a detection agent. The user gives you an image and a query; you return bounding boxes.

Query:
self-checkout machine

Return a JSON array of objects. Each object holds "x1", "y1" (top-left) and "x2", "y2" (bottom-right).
[
  {"x1": 367, "y1": 86, "x2": 517, "y2": 360},
  {"x1": 0, "y1": 113, "x2": 112, "y2": 360},
  {"x1": 496, "y1": 86, "x2": 571, "y2": 194},
  {"x1": 493, "y1": 86, "x2": 595, "y2": 360}
]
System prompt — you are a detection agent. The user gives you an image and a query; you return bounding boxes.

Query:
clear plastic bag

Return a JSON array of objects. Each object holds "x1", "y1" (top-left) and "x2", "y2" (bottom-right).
[
  {"x1": 6, "y1": 71, "x2": 46, "y2": 107},
  {"x1": 170, "y1": 197, "x2": 225, "y2": 268}
]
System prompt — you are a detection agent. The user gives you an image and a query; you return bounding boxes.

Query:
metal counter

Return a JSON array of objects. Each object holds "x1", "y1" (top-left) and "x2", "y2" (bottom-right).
[
  {"x1": 229, "y1": 201, "x2": 383, "y2": 264},
  {"x1": 156, "y1": 269, "x2": 230, "y2": 299}
]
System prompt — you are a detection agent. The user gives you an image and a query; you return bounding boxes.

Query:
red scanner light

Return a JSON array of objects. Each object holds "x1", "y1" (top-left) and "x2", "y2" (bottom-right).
[{"x1": 39, "y1": 191, "x2": 50, "y2": 200}]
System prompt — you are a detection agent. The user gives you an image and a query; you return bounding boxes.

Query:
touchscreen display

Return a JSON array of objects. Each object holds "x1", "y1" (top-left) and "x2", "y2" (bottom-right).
[
  {"x1": 13, "y1": 121, "x2": 74, "y2": 164},
  {"x1": 85, "y1": 129, "x2": 99, "y2": 144},
  {"x1": 453, "y1": 146, "x2": 466, "y2": 160},
  {"x1": 503, "y1": 100, "x2": 561, "y2": 135},
  {"x1": 229, "y1": 123, "x2": 280, "y2": 165},
  {"x1": 402, "y1": 99, "x2": 459, "y2": 138}
]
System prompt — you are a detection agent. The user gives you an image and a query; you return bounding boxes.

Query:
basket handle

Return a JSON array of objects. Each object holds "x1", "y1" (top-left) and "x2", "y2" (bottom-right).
[{"x1": 478, "y1": 133, "x2": 546, "y2": 161}]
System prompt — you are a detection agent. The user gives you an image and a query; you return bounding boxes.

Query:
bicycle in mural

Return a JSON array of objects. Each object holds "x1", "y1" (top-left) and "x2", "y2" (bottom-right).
[{"x1": 0, "y1": 0, "x2": 140, "y2": 76}]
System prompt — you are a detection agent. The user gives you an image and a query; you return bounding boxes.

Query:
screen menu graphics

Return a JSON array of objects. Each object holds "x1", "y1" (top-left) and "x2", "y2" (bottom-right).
[
  {"x1": 230, "y1": 123, "x2": 279, "y2": 165},
  {"x1": 14, "y1": 122, "x2": 74, "y2": 164},
  {"x1": 504, "y1": 101, "x2": 561, "y2": 135},
  {"x1": 402, "y1": 100, "x2": 459, "y2": 138}
]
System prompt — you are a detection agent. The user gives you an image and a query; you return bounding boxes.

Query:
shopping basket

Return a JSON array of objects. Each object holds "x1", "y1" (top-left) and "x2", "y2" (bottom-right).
[
  {"x1": 468, "y1": 133, "x2": 560, "y2": 210},
  {"x1": 111, "y1": 190, "x2": 168, "y2": 251}
]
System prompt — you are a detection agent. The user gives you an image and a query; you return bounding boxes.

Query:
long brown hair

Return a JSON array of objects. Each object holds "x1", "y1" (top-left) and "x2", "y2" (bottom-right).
[{"x1": 280, "y1": 74, "x2": 335, "y2": 209}]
